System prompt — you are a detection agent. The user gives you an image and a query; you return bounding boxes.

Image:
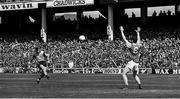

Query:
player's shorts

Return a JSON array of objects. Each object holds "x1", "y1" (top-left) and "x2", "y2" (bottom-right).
[
  {"x1": 37, "y1": 61, "x2": 47, "y2": 68},
  {"x1": 126, "y1": 60, "x2": 139, "y2": 71}
]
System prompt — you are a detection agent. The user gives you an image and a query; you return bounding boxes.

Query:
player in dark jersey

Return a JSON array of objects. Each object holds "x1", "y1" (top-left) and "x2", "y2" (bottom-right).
[
  {"x1": 120, "y1": 26, "x2": 142, "y2": 89},
  {"x1": 29, "y1": 47, "x2": 50, "y2": 84}
]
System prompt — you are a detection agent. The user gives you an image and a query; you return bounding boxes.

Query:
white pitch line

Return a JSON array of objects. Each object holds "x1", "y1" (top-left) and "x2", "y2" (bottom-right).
[
  {"x1": 63, "y1": 89, "x2": 180, "y2": 94},
  {"x1": 0, "y1": 78, "x2": 35, "y2": 80},
  {"x1": 0, "y1": 78, "x2": 126, "y2": 82},
  {"x1": 0, "y1": 85, "x2": 34, "y2": 89}
]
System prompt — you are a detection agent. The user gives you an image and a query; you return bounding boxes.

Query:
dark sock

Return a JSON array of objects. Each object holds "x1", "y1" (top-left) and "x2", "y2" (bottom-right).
[
  {"x1": 125, "y1": 85, "x2": 128, "y2": 88},
  {"x1": 139, "y1": 84, "x2": 142, "y2": 89},
  {"x1": 39, "y1": 74, "x2": 45, "y2": 80},
  {"x1": 45, "y1": 75, "x2": 49, "y2": 78},
  {"x1": 122, "y1": 85, "x2": 128, "y2": 89}
]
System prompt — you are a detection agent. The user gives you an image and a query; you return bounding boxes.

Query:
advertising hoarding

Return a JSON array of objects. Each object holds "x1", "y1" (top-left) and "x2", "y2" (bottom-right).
[
  {"x1": 0, "y1": 2, "x2": 38, "y2": 11},
  {"x1": 152, "y1": 68, "x2": 180, "y2": 75},
  {"x1": 52, "y1": 68, "x2": 152, "y2": 74},
  {"x1": 0, "y1": 0, "x2": 47, "y2": 3},
  {"x1": 47, "y1": 0, "x2": 94, "y2": 8}
]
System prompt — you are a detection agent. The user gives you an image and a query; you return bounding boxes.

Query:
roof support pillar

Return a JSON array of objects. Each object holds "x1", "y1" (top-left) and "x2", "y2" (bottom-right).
[
  {"x1": 114, "y1": 5, "x2": 125, "y2": 34},
  {"x1": 175, "y1": 4, "x2": 180, "y2": 15},
  {"x1": 141, "y1": 6, "x2": 147, "y2": 25},
  {"x1": 41, "y1": 7, "x2": 47, "y2": 43},
  {"x1": 107, "y1": 4, "x2": 114, "y2": 41},
  {"x1": 76, "y1": 10, "x2": 83, "y2": 34}
]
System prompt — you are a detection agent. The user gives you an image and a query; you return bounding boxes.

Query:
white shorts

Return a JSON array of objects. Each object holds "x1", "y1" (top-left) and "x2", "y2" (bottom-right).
[
  {"x1": 126, "y1": 60, "x2": 139, "y2": 70},
  {"x1": 39, "y1": 64, "x2": 47, "y2": 71}
]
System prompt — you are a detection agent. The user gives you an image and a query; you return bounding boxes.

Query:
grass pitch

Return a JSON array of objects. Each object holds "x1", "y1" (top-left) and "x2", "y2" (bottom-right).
[{"x1": 0, "y1": 74, "x2": 180, "y2": 98}]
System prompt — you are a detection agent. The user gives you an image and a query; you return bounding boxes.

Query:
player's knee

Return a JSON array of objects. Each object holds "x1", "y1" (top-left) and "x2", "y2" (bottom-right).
[
  {"x1": 133, "y1": 71, "x2": 138, "y2": 76},
  {"x1": 122, "y1": 72, "x2": 127, "y2": 76},
  {"x1": 133, "y1": 70, "x2": 137, "y2": 73},
  {"x1": 40, "y1": 65, "x2": 45, "y2": 69}
]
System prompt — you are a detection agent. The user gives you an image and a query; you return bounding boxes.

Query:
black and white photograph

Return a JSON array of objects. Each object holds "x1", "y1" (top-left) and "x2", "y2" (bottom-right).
[{"x1": 0, "y1": 0, "x2": 180, "y2": 98}]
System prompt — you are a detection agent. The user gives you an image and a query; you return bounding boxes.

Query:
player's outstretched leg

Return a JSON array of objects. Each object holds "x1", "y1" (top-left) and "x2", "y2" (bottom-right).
[
  {"x1": 133, "y1": 69, "x2": 142, "y2": 89},
  {"x1": 40, "y1": 65, "x2": 50, "y2": 80},
  {"x1": 45, "y1": 74, "x2": 50, "y2": 80},
  {"x1": 37, "y1": 73, "x2": 45, "y2": 84},
  {"x1": 122, "y1": 67, "x2": 130, "y2": 89},
  {"x1": 44, "y1": 67, "x2": 50, "y2": 80}
]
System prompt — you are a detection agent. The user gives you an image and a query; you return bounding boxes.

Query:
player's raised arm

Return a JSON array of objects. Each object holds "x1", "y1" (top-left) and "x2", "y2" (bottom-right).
[
  {"x1": 119, "y1": 26, "x2": 131, "y2": 47},
  {"x1": 135, "y1": 27, "x2": 141, "y2": 46}
]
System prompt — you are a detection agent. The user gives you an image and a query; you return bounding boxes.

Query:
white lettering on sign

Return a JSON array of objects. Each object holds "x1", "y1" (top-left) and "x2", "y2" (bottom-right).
[
  {"x1": 47, "y1": 0, "x2": 94, "y2": 7},
  {"x1": 173, "y1": 69, "x2": 180, "y2": 74},
  {"x1": 155, "y1": 69, "x2": 160, "y2": 74},
  {"x1": 155, "y1": 69, "x2": 169, "y2": 74},
  {"x1": 103, "y1": 68, "x2": 121, "y2": 74},
  {"x1": 0, "y1": 2, "x2": 38, "y2": 11},
  {"x1": 54, "y1": 0, "x2": 85, "y2": 6},
  {"x1": 54, "y1": 69, "x2": 62, "y2": 73}
]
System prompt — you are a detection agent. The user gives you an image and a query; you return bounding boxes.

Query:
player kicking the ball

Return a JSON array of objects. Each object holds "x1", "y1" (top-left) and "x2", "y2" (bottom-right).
[
  {"x1": 29, "y1": 47, "x2": 50, "y2": 84},
  {"x1": 120, "y1": 26, "x2": 142, "y2": 89}
]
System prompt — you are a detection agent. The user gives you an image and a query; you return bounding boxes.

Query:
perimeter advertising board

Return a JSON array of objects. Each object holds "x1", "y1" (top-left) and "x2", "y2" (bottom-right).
[
  {"x1": 52, "y1": 68, "x2": 152, "y2": 74},
  {"x1": 152, "y1": 68, "x2": 180, "y2": 74},
  {"x1": 46, "y1": 0, "x2": 94, "y2": 8}
]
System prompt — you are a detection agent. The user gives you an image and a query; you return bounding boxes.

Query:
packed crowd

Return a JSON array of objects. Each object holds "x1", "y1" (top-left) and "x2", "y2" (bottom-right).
[{"x1": 0, "y1": 33, "x2": 180, "y2": 73}]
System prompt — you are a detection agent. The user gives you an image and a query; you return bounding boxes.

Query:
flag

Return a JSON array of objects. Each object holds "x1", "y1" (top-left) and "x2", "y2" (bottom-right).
[
  {"x1": 114, "y1": 0, "x2": 118, "y2": 2},
  {"x1": 41, "y1": 28, "x2": 47, "y2": 43},
  {"x1": 107, "y1": 25, "x2": 113, "y2": 41},
  {"x1": 29, "y1": 16, "x2": 35, "y2": 23}
]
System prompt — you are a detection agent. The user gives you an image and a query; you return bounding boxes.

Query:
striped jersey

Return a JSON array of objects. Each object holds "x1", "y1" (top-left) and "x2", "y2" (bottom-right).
[
  {"x1": 128, "y1": 44, "x2": 141, "y2": 63},
  {"x1": 33, "y1": 51, "x2": 48, "y2": 62}
]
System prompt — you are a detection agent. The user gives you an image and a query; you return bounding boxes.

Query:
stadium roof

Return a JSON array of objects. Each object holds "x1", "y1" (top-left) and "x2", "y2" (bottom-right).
[
  {"x1": 98, "y1": 0, "x2": 180, "y2": 7},
  {"x1": 99, "y1": 0, "x2": 179, "y2": 4}
]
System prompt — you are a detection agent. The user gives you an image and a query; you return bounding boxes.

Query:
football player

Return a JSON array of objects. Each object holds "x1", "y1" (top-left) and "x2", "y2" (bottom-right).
[
  {"x1": 120, "y1": 26, "x2": 142, "y2": 89},
  {"x1": 29, "y1": 47, "x2": 50, "y2": 84}
]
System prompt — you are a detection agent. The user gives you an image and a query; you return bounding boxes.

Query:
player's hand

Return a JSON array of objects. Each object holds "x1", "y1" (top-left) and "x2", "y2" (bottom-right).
[
  {"x1": 107, "y1": 25, "x2": 111, "y2": 30},
  {"x1": 136, "y1": 27, "x2": 141, "y2": 32},
  {"x1": 119, "y1": 26, "x2": 124, "y2": 32},
  {"x1": 126, "y1": 42, "x2": 132, "y2": 48}
]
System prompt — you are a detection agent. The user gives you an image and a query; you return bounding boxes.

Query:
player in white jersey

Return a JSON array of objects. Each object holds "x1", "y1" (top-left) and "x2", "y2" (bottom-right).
[
  {"x1": 120, "y1": 26, "x2": 142, "y2": 89},
  {"x1": 30, "y1": 47, "x2": 50, "y2": 84}
]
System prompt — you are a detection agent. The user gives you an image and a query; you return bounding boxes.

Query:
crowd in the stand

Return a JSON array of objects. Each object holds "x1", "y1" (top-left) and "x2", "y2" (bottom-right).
[
  {"x1": 1, "y1": 9, "x2": 180, "y2": 73},
  {"x1": 0, "y1": 28, "x2": 180, "y2": 73}
]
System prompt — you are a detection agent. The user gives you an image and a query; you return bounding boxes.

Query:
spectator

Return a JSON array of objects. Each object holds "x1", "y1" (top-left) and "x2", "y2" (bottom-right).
[{"x1": 152, "y1": 10, "x2": 157, "y2": 17}]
